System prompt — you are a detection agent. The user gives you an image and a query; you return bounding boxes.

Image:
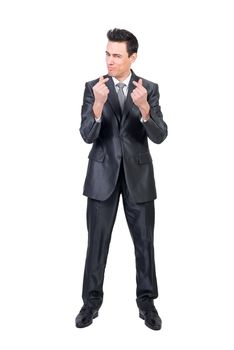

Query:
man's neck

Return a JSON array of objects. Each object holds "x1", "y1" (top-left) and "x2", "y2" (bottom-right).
[
  {"x1": 115, "y1": 70, "x2": 131, "y2": 82},
  {"x1": 112, "y1": 72, "x2": 132, "y2": 86}
]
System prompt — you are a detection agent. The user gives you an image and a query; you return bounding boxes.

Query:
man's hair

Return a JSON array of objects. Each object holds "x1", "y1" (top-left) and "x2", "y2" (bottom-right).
[{"x1": 107, "y1": 28, "x2": 138, "y2": 57}]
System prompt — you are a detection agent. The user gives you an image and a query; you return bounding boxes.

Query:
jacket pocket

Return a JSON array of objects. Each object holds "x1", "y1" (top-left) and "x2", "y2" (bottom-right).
[
  {"x1": 138, "y1": 152, "x2": 152, "y2": 164},
  {"x1": 88, "y1": 147, "x2": 105, "y2": 162}
]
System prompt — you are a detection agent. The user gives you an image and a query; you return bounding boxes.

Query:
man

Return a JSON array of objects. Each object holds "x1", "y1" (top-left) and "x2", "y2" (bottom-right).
[{"x1": 75, "y1": 28, "x2": 168, "y2": 330}]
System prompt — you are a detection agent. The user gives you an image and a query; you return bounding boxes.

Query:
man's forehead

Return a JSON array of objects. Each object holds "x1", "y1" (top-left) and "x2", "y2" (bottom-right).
[{"x1": 106, "y1": 41, "x2": 128, "y2": 54}]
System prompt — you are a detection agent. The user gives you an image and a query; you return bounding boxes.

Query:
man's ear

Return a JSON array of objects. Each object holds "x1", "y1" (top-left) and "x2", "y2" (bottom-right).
[{"x1": 130, "y1": 53, "x2": 137, "y2": 63}]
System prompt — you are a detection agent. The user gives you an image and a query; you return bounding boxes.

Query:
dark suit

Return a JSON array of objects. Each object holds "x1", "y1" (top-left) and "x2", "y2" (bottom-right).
[{"x1": 79, "y1": 71, "x2": 167, "y2": 310}]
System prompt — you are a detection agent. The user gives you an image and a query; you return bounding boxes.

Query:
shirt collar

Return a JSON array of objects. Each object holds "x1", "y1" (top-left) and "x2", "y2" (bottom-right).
[{"x1": 112, "y1": 72, "x2": 132, "y2": 87}]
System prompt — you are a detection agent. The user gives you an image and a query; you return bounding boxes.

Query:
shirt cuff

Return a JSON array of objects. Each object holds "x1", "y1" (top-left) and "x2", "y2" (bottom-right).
[
  {"x1": 95, "y1": 116, "x2": 102, "y2": 123},
  {"x1": 140, "y1": 116, "x2": 150, "y2": 123}
]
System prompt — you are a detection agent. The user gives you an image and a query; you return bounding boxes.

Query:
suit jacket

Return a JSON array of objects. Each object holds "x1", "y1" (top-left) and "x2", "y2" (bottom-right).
[{"x1": 80, "y1": 70, "x2": 168, "y2": 203}]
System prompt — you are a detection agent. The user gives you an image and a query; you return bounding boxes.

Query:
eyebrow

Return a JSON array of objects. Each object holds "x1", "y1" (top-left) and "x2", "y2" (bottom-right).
[{"x1": 105, "y1": 51, "x2": 122, "y2": 57}]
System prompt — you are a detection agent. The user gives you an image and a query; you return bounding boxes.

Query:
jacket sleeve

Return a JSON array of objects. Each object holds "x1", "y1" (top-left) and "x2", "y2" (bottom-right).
[
  {"x1": 79, "y1": 82, "x2": 102, "y2": 144},
  {"x1": 143, "y1": 83, "x2": 168, "y2": 144}
]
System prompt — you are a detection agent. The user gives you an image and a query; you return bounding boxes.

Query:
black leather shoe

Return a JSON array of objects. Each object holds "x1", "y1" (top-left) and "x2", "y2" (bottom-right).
[
  {"x1": 75, "y1": 305, "x2": 99, "y2": 328},
  {"x1": 139, "y1": 306, "x2": 162, "y2": 330}
]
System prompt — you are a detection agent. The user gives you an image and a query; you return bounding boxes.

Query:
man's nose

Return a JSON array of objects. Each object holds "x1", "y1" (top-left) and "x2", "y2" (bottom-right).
[{"x1": 107, "y1": 56, "x2": 114, "y2": 65}]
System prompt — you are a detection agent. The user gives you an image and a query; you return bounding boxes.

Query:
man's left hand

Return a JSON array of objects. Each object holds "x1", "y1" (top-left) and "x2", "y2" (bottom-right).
[{"x1": 131, "y1": 79, "x2": 150, "y2": 120}]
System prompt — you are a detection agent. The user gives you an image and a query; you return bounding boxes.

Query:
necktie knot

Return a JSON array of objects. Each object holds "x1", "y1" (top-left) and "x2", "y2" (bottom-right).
[{"x1": 116, "y1": 82, "x2": 126, "y2": 90}]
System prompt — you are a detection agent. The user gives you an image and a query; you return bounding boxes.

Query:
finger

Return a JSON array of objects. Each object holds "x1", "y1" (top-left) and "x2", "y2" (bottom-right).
[
  {"x1": 99, "y1": 76, "x2": 109, "y2": 84},
  {"x1": 99, "y1": 86, "x2": 109, "y2": 95},
  {"x1": 133, "y1": 80, "x2": 144, "y2": 89},
  {"x1": 131, "y1": 90, "x2": 139, "y2": 97},
  {"x1": 131, "y1": 92, "x2": 137, "y2": 103},
  {"x1": 132, "y1": 87, "x2": 141, "y2": 96},
  {"x1": 99, "y1": 84, "x2": 109, "y2": 91},
  {"x1": 133, "y1": 79, "x2": 143, "y2": 85}
]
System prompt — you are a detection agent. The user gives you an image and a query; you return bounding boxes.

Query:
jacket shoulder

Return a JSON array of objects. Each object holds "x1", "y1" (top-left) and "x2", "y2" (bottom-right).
[
  {"x1": 85, "y1": 74, "x2": 109, "y2": 87},
  {"x1": 85, "y1": 77, "x2": 99, "y2": 87},
  {"x1": 140, "y1": 77, "x2": 158, "y2": 90}
]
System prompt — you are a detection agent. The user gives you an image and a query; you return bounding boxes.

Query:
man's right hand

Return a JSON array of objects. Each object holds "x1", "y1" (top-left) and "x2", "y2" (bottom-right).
[
  {"x1": 93, "y1": 76, "x2": 109, "y2": 105},
  {"x1": 92, "y1": 76, "x2": 109, "y2": 120}
]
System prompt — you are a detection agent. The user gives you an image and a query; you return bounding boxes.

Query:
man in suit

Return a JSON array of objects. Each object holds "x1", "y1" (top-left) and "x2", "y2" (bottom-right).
[{"x1": 75, "y1": 28, "x2": 168, "y2": 330}]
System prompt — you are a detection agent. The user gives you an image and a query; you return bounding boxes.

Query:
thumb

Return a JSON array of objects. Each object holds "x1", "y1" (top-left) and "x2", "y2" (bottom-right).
[
  {"x1": 138, "y1": 78, "x2": 143, "y2": 85},
  {"x1": 99, "y1": 76, "x2": 109, "y2": 84}
]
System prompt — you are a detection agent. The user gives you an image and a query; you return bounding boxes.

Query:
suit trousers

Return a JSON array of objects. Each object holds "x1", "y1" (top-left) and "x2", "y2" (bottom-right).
[{"x1": 82, "y1": 161, "x2": 158, "y2": 310}]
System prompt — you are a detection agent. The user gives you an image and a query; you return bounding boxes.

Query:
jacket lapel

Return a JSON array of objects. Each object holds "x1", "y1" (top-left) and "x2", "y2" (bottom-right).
[
  {"x1": 105, "y1": 70, "x2": 140, "y2": 125},
  {"x1": 105, "y1": 76, "x2": 122, "y2": 123},
  {"x1": 121, "y1": 71, "x2": 138, "y2": 123}
]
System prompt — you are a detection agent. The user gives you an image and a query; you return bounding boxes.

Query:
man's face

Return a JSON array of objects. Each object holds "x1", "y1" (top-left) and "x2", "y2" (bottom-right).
[{"x1": 106, "y1": 41, "x2": 137, "y2": 81}]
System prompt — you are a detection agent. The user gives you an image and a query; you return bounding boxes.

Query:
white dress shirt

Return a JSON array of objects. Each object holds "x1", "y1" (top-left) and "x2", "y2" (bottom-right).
[{"x1": 112, "y1": 73, "x2": 132, "y2": 97}]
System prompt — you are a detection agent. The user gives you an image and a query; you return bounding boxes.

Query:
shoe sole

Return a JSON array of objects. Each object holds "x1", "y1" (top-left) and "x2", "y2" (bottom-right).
[
  {"x1": 75, "y1": 311, "x2": 98, "y2": 328},
  {"x1": 139, "y1": 312, "x2": 162, "y2": 331}
]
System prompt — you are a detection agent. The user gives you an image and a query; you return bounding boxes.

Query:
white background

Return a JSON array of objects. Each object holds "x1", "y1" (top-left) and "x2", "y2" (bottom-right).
[{"x1": 0, "y1": 0, "x2": 234, "y2": 348}]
